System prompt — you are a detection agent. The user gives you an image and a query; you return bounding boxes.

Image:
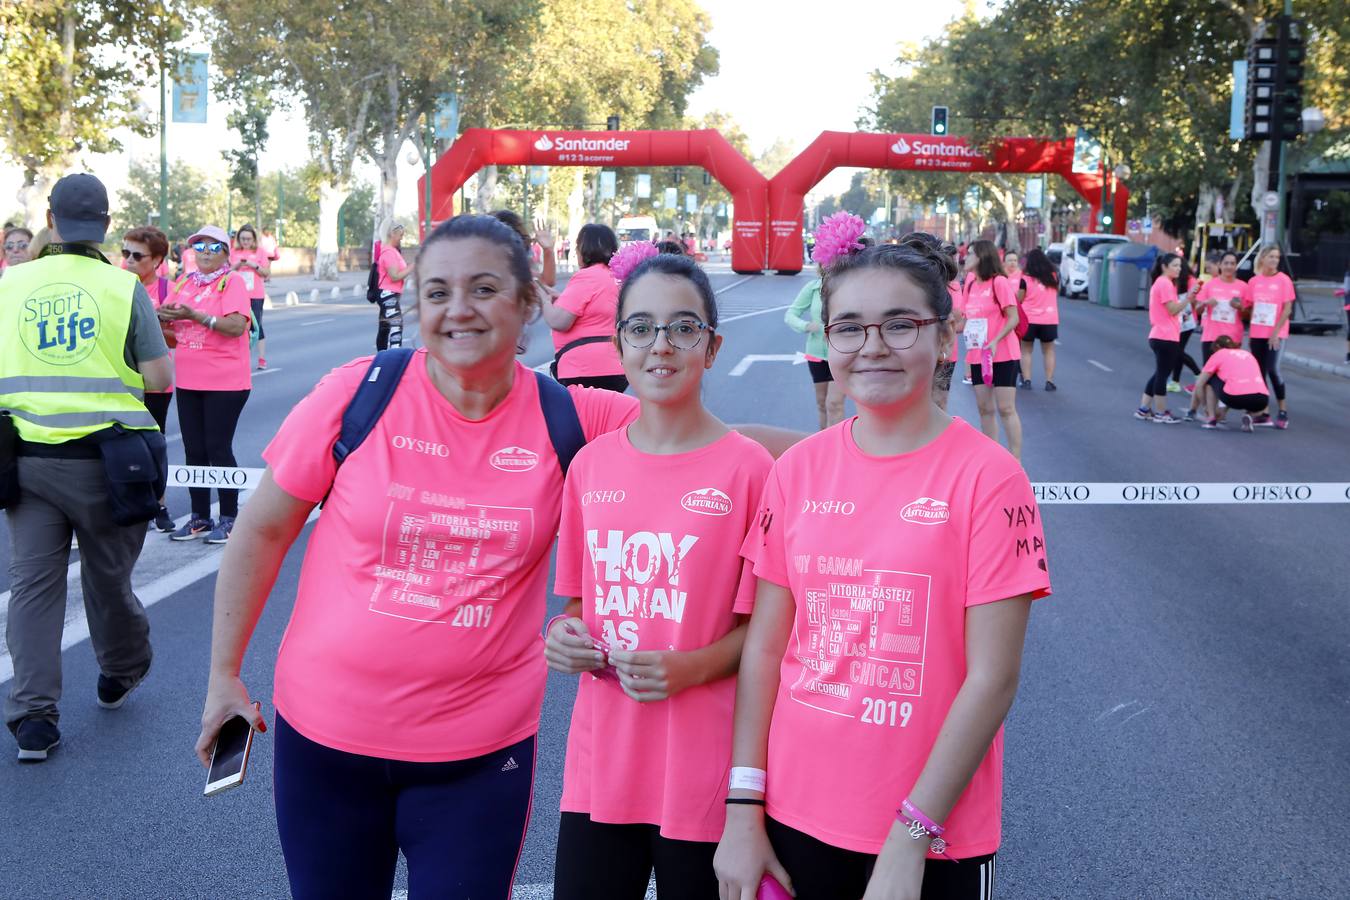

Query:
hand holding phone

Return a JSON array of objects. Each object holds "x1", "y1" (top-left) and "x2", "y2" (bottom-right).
[{"x1": 204, "y1": 701, "x2": 261, "y2": 797}]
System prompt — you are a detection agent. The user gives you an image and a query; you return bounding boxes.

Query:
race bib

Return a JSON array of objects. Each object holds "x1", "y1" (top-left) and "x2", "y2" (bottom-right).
[
  {"x1": 1211, "y1": 301, "x2": 1236, "y2": 324},
  {"x1": 1252, "y1": 302, "x2": 1277, "y2": 328},
  {"x1": 241, "y1": 271, "x2": 255, "y2": 291},
  {"x1": 964, "y1": 318, "x2": 989, "y2": 349}
]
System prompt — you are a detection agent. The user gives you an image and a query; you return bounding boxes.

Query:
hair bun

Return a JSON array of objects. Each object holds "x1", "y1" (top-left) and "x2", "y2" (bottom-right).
[{"x1": 898, "y1": 233, "x2": 958, "y2": 284}]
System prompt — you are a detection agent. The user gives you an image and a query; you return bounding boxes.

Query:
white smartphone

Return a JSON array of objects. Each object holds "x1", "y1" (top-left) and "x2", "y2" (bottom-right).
[{"x1": 204, "y1": 704, "x2": 259, "y2": 797}]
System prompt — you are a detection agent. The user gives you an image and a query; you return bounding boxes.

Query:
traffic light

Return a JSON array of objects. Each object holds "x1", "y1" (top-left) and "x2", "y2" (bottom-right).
[
  {"x1": 672, "y1": 168, "x2": 684, "y2": 185},
  {"x1": 1244, "y1": 16, "x2": 1304, "y2": 141},
  {"x1": 1244, "y1": 38, "x2": 1278, "y2": 138},
  {"x1": 606, "y1": 115, "x2": 620, "y2": 131},
  {"x1": 1275, "y1": 15, "x2": 1304, "y2": 139},
  {"x1": 702, "y1": 171, "x2": 712, "y2": 186},
  {"x1": 931, "y1": 106, "x2": 948, "y2": 136}
]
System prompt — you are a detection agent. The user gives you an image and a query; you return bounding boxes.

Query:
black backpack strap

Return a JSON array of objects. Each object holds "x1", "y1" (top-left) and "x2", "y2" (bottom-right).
[
  {"x1": 549, "y1": 335, "x2": 613, "y2": 379},
  {"x1": 534, "y1": 371, "x2": 585, "y2": 476},
  {"x1": 334, "y1": 348, "x2": 416, "y2": 465}
]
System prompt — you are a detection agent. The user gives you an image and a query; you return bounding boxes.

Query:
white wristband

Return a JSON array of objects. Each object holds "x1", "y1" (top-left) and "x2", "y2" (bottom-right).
[{"x1": 729, "y1": 767, "x2": 766, "y2": 793}]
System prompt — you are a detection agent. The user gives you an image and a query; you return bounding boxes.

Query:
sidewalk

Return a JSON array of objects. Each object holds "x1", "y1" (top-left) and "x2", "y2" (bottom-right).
[{"x1": 1285, "y1": 283, "x2": 1349, "y2": 378}]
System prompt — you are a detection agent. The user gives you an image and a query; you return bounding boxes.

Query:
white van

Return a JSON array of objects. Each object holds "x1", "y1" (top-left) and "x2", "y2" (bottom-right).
[
  {"x1": 616, "y1": 216, "x2": 658, "y2": 244},
  {"x1": 1058, "y1": 232, "x2": 1129, "y2": 297}
]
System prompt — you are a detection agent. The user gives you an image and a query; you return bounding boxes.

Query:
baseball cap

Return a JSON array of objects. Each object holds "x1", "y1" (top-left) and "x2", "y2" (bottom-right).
[
  {"x1": 48, "y1": 173, "x2": 110, "y2": 243},
  {"x1": 186, "y1": 225, "x2": 230, "y2": 247}
]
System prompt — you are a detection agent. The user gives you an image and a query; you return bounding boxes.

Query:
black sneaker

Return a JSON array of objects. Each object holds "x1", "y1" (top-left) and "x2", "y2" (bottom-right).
[
  {"x1": 1044, "y1": 381, "x2": 1057, "y2": 391},
  {"x1": 1018, "y1": 379, "x2": 1032, "y2": 390},
  {"x1": 153, "y1": 506, "x2": 175, "y2": 533},
  {"x1": 171, "y1": 517, "x2": 213, "y2": 541},
  {"x1": 15, "y1": 718, "x2": 60, "y2": 762},
  {"x1": 97, "y1": 671, "x2": 147, "y2": 710}
]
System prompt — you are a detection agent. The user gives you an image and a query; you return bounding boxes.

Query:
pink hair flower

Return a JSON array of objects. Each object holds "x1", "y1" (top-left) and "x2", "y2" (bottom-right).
[
  {"x1": 609, "y1": 240, "x2": 660, "y2": 284},
  {"x1": 811, "y1": 212, "x2": 867, "y2": 268}
]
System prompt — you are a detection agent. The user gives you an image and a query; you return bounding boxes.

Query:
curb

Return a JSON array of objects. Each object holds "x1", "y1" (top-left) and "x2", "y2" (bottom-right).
[{"x1": 1283, "y1": 352, "x2": 1350, "y2": 379}]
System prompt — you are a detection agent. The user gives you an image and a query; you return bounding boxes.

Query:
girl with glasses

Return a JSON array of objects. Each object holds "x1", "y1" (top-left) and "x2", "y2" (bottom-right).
[
  {"x1": 716, "y1": 239, "x2": 1050, "y2": 900},
  {"x1": 545, "y1": 253, "x2": 773, "y2": 899}
]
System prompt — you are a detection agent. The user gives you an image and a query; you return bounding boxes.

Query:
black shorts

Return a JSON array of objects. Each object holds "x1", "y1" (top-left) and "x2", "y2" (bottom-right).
[
  {"x1": 1210, "y1": 376, "x2": 1268, "y2": 412},
  {"x1": 806, "y1": 359, "x2": 833, "y2": 384},
  {"x1": 1020, "y1": 323, "x2": 1058, "y2": 343},
  {"x1": 970, "y1": 359, "x2": 1019, "y2": 388}
]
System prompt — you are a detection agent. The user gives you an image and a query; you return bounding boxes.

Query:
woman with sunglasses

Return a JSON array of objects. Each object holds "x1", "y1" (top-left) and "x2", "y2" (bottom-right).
[
  {"x1": 3, "y1": 226, "x2": 33, "y2": 273},
  {"x1": 716, "y1": 239, "x2": 1050, "y2": 900},
  {"x1": 123, "y1": 226, "x2": 178, "y2": 532},
  {"x1": 545, "y1": 253, "x2": 772, "y2": 899},
  {"x1": 231, "y1": 224, "x2": 272, "y2": 370},
  {"x1": 158, "y1": 225, "x2": 252, "y2": 544}
]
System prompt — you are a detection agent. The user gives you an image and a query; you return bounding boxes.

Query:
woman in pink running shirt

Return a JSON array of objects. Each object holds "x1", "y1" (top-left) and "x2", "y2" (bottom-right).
[
  {"x1": 1017, "y1": 248, "x2": 1060, "y2": 391},
  {"x1": 230, "y1": 224, "x2": 272, "y2": 369},
  {"x1": 1193, "y1": 335, "x2": 1269, "y2": 431},
  {"x1": 546, "y1": 253, "x2": 772, "y2": 899},
  {"x1": 1243, "y1": 244, "x2": 1295, "y2": 428},
  {"x1": 959, "y1": 240, "x2": 1023, "y2": 458},
  {"x1": 716, "y1": 239, "x2": 1050, "y2": 900},
  {"x1": 1135, "y1": 253, "x2": 1189, "y2": 424}
]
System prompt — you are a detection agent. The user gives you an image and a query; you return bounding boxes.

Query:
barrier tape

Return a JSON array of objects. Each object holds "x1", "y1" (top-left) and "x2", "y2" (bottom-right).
[{"x1": 163, "y1": 469, "x2": 1349, "y2": 507}]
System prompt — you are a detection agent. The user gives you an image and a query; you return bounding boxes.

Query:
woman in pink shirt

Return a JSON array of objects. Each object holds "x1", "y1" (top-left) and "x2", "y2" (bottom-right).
[
  {"x1": 157, "y1": 225, "x2": 252, "y2": 544},
  {"x1": 716, "y1": 238, "x2": 1050, "y2": 900},
  {"x1": 375, "y1": 222, "x2": 414, "y2": 350},
  {"x1": 1188, "y1": 251, "x2": 1249, "y2": 419},
  {"x1": 1135, "y1": 253, "x2": 1189, "y2": 424},
  {"x1": 1193, "y1": 335, "x2": 1270, "y2": 431},
  {"x1": 545, "y1": 253, "x2": 772, "y2": 899},
  {"x1": 122, "y1": 225, "x2": 177, "y2": 533},
  {"x1": 541, "y1": 224, "x2": 627, "y2": 392},
  {"x1": 1243, "y1": 244, "x2": 1295, "y2": 429},
  {"x1": 230, "y1": 224, "x2": 272, "y2": 370},
  {"x1": 959, "y1": 240, "x2": 1023, "y2": 458},
  {"x1": 1017, "y1": 247, "x2": 1060, "y2": 391}
]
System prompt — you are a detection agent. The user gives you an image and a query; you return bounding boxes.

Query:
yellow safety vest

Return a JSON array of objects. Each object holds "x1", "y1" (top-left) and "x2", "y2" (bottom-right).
[{"x1": 0, "y1": 252, "x2": 157, "y2": 444}]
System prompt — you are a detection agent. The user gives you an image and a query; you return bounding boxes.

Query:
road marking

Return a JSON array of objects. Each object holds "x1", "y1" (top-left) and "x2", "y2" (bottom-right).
[
  {"x1": 300, "y1": 317, "x2": 335, "y2": 327},
  {"x1": 714, "y1": 275, "x2": 756, "y2": 295},
  {"x1": 721, "y1": 303, "x2": 789, "y2": 324},
  {"x1": 253, "y1": 367, "x2": 283, "y2": 377},
  {"x1": 1119, "y1": 706, "x2": 1152, "y2": 726},
  {"x1": 1096, "y1": 701, "x2": 1138, "y2": 721},
  {"x1": 1087, "y1": 359, "x2": 1112, "y2": 372},
  {"x1": 728, "y1": 352, "x2": 807, "y2": 376}
]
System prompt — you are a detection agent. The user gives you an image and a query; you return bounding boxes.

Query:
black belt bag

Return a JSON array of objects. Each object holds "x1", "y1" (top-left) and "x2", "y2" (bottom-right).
[
  {"x1": 550, "y1": 335, "x2": 613, "y2": 380},
  {"x1": 0, "y1": 413, "x2": 18, "y2": 510},
  {"x1": 92, "y1": 425, "x2": 168, "y2": 526}
]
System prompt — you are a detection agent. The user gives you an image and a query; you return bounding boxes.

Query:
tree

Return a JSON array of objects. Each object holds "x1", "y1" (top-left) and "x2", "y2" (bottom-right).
[
  {"x1": 0, "y1": 1, "x2": 191, "y2": 226},
  {"x1": 114, "y1": 156, "x2": 229, "y2": 241},
  {"x1": 220, "y1": 75, "x2": 273, "y2": 228}
]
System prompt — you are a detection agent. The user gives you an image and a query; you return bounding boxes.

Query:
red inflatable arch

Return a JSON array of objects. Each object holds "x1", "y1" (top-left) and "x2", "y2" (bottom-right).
[
  {"x1": 418, "y1": 129, "x2": 770, "y2": 273},
  {"x1": 767, "y1": 131, "x2": 1129, "y2": 273}
]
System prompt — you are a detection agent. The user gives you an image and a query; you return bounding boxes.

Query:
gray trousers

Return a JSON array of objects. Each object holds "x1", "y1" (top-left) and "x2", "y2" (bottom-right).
[{"x1": 4, "y1": 457, "x2": 152, "y2": 731}]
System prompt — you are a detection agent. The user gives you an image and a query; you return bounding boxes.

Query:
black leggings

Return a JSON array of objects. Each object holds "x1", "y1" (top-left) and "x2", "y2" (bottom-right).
[
  {"x1": 1143, "y1": 338, "x2": 1181, "y2": 398},
  {"x1": 558, "y1": 374, "x2": 629, "y2": 393},
  {"x1": 765, "y1": 817, "x2": 997, "y2": 900},
  {"x1": 274, "y1": 715, "x2": 534, "y2": 900},
  {"x1": 1170, "y1": 330, "x2": 1200, "y2": 380},
  {"x1": 144, "y1": 392, "x2": 173, "y2": 434},
  {"x1": 1249, "y1": 337, "x2": 1287, "y2": 402},
  {"x1": 376, "y1": 292, "x2": 403, "y2": 350},
  {"x1": 553, "y1": 812, "x2": 718, "y2": 900},
  {"x1": 174, "y1": 388, "x2": 248, "y2": 519}
]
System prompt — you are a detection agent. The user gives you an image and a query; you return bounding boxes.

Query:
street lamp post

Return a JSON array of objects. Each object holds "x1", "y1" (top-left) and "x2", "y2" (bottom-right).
[{"x1": 159, "y1": 57, "x2": 168, "y2": 235}]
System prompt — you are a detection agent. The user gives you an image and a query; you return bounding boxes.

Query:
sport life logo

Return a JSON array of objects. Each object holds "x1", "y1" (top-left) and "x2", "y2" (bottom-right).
[
  {"x1": 681, "y1": 487, "x2": 733, "y2": 516},
  {"x1": 890, "y1": 137, "x2": 912, "y2": 155},
  {"x1": 900, "y1": 497, "x2": 950, "y2": 525},
  {"x1": 19, "y1": 283, "x2": 101, "y2": 366},
  {"x1": 534, "y1": 134, "x2": 554, "y2": 151},
  {"x1": 490, "y1": 446, "x2": 540, "y2": 473}
]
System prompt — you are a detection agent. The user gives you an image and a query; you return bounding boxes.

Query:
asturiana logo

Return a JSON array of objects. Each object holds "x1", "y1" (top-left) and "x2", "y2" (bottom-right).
[
  {"x1": 490, "y1": 446, "x2": 540, "y2": 473},
  {"x1": 533, "y1": 133, "x2": 632, "y2": 153},
  {"x1": 682, "y1": 488, "x2": 733, "y2": 517},
  {"x1": 900, "y1": 497, "x2": 950, "y2": 525}
]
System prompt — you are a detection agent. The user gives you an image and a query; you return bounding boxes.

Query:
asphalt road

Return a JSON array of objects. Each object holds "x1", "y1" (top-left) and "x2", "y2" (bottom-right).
[{"x1": 2, "y1": 265, "x2": 1348, "y2": 899}]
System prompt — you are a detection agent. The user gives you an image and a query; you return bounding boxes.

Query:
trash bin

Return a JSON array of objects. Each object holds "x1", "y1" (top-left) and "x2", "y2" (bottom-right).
[
  {"x1": 1086, "y1": 243, "x2": 1115, "y2": 306},
  {"x1": 1107, "y1": 243, "x2": 1158, "y2": 309}
]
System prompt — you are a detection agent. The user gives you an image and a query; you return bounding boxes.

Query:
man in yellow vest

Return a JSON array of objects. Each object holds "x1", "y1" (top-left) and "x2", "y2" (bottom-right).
[{"x1": 0, "y1": 174, "x2": 172, "y2": 762}]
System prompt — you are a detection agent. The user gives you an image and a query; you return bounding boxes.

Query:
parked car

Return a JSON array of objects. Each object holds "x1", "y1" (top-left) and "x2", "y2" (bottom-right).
[{"x1": 1058, "y1": 232, "x2": 1129, "y2": 297}]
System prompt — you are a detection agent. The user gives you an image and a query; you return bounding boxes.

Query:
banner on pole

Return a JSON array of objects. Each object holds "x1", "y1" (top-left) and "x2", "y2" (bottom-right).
[
  {"x1": 599, "y1": 171, "x2": 616, "y2": 199},
  {"x1": 685, "y1": 193, "x2": 698, "y2": 213},
  {"x1": 171, "y1": 53, "x2": 209, "y2": 123},
  {"x1": 1071, "y1": 127, "x2": 1102, "y2": 175},
  {"x1": 528, "y1": 166, "x2": 548, "y2": 186},
  {"x1": 664, "y1": 187, "x2": 678, "y2": 209},
  {"x1": 434, "y1": 92, "x2": 460, "y2": 140},
  {"x1": 636, "y1": 173, "x2": 651, "y2": 198},
  {"x1": 1025, "y1": 176, "x2": 1044, "y2": 210}
]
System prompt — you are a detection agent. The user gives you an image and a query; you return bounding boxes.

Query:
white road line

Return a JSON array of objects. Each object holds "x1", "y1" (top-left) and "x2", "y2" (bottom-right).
[
  {"x1": 1088, "y1": 359, "x2": 1113, "y2": 372},
  {"x1": 721, "y1": 303, "x2": 789, "y2": 324},
  {"x1": 300, "y1": 317, "x2": 335, "y2": 327},
  {"x1": 252, "y1": 367, "x2": 284, "y2": 377},
  {"x1": 714, "y1": 275, "x2": 756, "y2": 295}
]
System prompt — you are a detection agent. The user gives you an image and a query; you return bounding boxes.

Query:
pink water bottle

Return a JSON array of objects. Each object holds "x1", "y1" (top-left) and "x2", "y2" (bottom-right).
[
  {"x1": 981, "y1": 347, "x2": 994, "y2": 386},
  {"x1": 759, "y1": 874, "x2": 792, "y2": 900}
]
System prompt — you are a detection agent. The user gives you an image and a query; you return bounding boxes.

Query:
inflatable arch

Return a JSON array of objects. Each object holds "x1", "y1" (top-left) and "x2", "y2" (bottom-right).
[
  {"x1": 417, "y1": 128, "x2": 770, "y2": 273},
  {"x1": 420, "y1": 128, "x2": 1128, "y2": 275}
]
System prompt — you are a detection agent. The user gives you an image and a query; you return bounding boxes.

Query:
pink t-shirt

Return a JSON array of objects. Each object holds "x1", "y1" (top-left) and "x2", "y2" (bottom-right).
[
  {"x1": 181, "y1": 247, "x2": 198, "y2": 274},
  {"x1": 1245, "y1": 272, "x2": 1295, "y2": 340},
  {"x1": 961, "y1": 276, "x2": 1019, "y2": 363},
  {"x1": 1019, "y1": 278, "x2": 1059, "y2": 325},
  {"x1": 263, "y1": 355, "x2": 638, "y2": 762},
  {"x1": 1202, "y1": 348, "x2": 1268, "y2": 397},
  {"x1": 260, "y1": 233, "x2": 279, "y2": 260},
  {"x1": 553, "y1": 429, "x2": 773, "y2": 841},
  {"x1": 229, "y1": 248, "x2": 269, "y2": 299},
  {"x1": 1196, "y1": 278, "x2": 1248, "y2": 344},
  {"x1": 146, "y1": 277, "x2": 173, "y2": 396},
  {"x1": 1147, "y1": 276, "x2": 1181, "y2": 342},
  {"x1": 553, "y1": 264, "x2": 623, "y2": 379},
  {"x1": 378, "y1": 245, "x2": 408, "y2": 293},
  {"x1": 166, "y1": 273, "x2": 252, "y2": 391},
  {"x1": 741, "y1": 417, "x2": 1051, "y2": 857}
]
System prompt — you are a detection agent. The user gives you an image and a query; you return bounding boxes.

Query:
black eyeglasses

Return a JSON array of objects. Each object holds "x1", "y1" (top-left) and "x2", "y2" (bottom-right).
[
  {"x1": 191, "y1": 241, "x2": 227, "y2": 253},
  {"x1": 121, "y1": 249, "x2": 149, "y2": 262},
  {"x1": 617, "y1": 317, "x2": 711, "y2": 350},
  {"x1": 824, "y1": 316, "x2": 948, "y2": 353}
]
